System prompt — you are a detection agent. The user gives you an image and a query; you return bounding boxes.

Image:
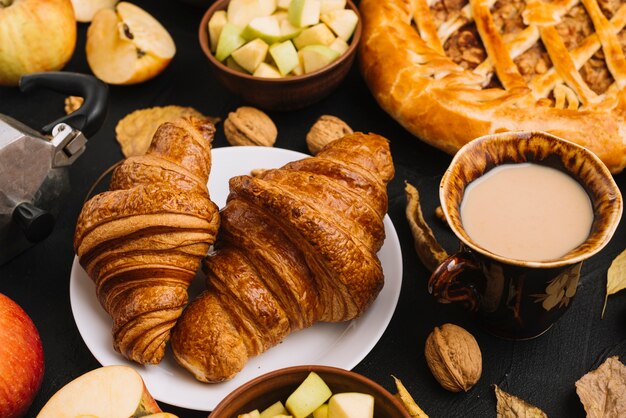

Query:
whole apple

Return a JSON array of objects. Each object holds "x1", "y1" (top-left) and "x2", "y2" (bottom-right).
[
  {"x1": 0, "y1": 293, "x2": 44, "y2": 418},
  {"x1": 0, "y1": 0, "x2": 76, "y2": 86}
]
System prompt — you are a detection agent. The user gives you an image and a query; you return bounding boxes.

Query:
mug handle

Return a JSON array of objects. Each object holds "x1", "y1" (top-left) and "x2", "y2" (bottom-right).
[{"x1": 428, "y1": 250, "x2": 481, "y2": 312}]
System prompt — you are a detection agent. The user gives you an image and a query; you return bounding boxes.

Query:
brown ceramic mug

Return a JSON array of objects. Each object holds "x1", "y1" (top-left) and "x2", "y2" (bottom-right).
[{"x1": 429, "y1": 131, "x2": 623, "y2": 340}]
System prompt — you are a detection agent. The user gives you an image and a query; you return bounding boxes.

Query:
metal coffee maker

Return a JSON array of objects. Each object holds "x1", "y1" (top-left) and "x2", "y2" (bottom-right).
[{"x1": 0, "y1": 72, "x2": 108, "y2": 265}]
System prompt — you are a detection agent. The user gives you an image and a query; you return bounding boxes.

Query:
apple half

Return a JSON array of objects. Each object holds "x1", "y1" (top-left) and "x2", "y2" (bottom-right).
[
  {"x1": 37, "y1": 365, "x2": 164, "y2": 417},
  {"x1": 86, "y1": 1, "x2": 175, "y2": 85},
  {"x1": 71, "y1": 0, "x2": 117, "y2": 22}
]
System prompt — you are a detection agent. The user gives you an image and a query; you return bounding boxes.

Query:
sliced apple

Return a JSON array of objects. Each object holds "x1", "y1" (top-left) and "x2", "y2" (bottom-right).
[
  {"x1": 261, "y1": 401, "x2": 288, "y2": 418},
  {"x1": 258, "y1": 0, "x2": 278, "y2": 16},
  {"x1": 288, "y1": 0, "x2": 320, "y2": 28},
  {"x1": 277, "y1": 0, "x2": 292, "y2": 9},
  {"x1": 320, "y1": 9, "x2": 358, "y2": 41},
  {"x1": 226, "y1": 56, "x2": 247, "y2": 72},
  {"x1": 269, "y1": 40, "x2": 299, "y2": 75},
  {"x1": 286, "y1": 372, "x2": 333, "y2": 418},
  {"x1": 313, "y1": 403, "x2": 329, "y2": 418},
  {"x1": 242, "y1": 16, "x2": 282, "y2": 44},
  {"x1": 238, "y1": 410, "x2": 261, "y2": 418},
  {"x1": 71, "y1": 0, "x2": 118, "y2": 23},
  {"x1": 279, "y1": 17, "x2": 302, "y2": 40},
  {"x1": 328, "y1": 37, "x2": 349, "y2": 54},
  {"x1": 291, "y1": 50, "x2": 305, "y2": 75},
  {"x1": 208, "y1": 10, "x2": 228, "y2": 53},
  {"x1": 216, "y1": 22, "x2": 246, "y2": 61},
  {"x1": 327, "y1": 393, "x2": 374, "y2": 418},
  {"x1": 293, "y1": 23, "x2": 335, "y2": 50},
  {"x1": 228, "y1": 0, "x2": 261, "y2": 27},
  {"x1": 37, "y1": 365, "x2": 162, "y2": 417},
  {"x1": 319, "y1": 0, "x2": 346, "y2": 15},
  {"x1": 300, "y1": 44, "x2": 340, "y2": 73},
  {"x1": 143, "y1": 414, "x2": 179, "y2": 418},
  {"x1": 231, "y1": 38, "x2": 269, "y2": 73},
  {"x1": 253, "y1": 62, "x2": 282, "y2": 78},
  {"x1": 86, "y1": 2, "x2": 176, "y2": 85}
]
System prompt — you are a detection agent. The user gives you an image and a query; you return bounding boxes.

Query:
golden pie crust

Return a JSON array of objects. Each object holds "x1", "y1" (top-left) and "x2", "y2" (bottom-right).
[{"x1": 359, "y1": 0, "x2": 626, "y2": 173}]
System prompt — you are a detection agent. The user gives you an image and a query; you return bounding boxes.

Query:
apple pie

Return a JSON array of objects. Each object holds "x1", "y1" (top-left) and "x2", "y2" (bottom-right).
[{"x1": 359, "y1": 0, "x2": 626, "y2": 173}]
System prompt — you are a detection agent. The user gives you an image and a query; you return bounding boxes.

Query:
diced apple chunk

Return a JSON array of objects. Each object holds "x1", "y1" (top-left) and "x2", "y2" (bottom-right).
[
  {"x1": 228, "y1": 0, "x2": 261, "y2": 27},
  {"x1": 269, "y1": 40, "x2": 299, "y2": 75},
  {"x1": 277, "y1": 0, "x2": 292, "y2": 9},
  {"x1": 261, "y1": 401, "x2": 289, "y2": 418},
  {"x1": 208, "y1": 10, "x2": 227, "y2": 52},
  {"x1": 313, "y1": 403, "x2": 329, "y2": 418},
  {"x1": 258, "y1": 0, "x2": 278, "y2": 16},
  {"x1": 37, "y1": 366, "x2": 162, "y2": 418},
  {"x1": 291, "y1": 50, "x2": 305, "y2": 75},
  {"x1": 288, "y1": 0, "x2": 320, "y2": 27},
  {"x1": 232, "y1": 38, "x2": 269, "y2": 73},
  {"x1": 280, "y1": 18, "x2": 303, "y2": 40},
  {"x1": 239, "y1": 410, "x2": 261, "y2": 418},
  {"x1": 293, "y1": 23, "x2": 335, "y2": 49},
  {"x1": 321, "y1": 9, "x2": 358, "y2": 41},
  {"x1": 300, "y1": 44, "x2": 340, "y2": 73},
  {"x1": 242, "y1": 16, "x2": 282, "y2": 43},
  {"x1": 328, "y1": 37, "x2": 349, "y2": 54},
  {"x1": 216, "y1": 22, "x2": 246, "y2": 61},
  {"x1": 254, "y1": 62, "x2": 283, "y2": 78},
  {"x1": 320, "y1": 0, "x2": 346, "y2": 14},
  {"x1": 226, "y1": 56, "x2": 247, "y2": 72},
  {"x1": 286, "y1": 372, "x2": 332, "y2": 418},
  {"x1": 327, "y1": 393, "x2": 374, "y2": 418}
]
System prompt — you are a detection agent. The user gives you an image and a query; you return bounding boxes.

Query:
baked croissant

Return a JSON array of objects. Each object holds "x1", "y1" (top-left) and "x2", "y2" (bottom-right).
[
  {"x1": 74, "y1": 117, "x2": 220, "y2": 365},
  {"x1": 171, "y1": 132, "x2": 394, "y2": 382}
]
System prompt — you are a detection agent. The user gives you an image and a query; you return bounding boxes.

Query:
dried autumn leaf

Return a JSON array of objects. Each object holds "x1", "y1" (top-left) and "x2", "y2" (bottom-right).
[
  {"x1": 116, "y1": 105, "x2": 220, "y2": 157},
  {"x1": 603, "y1": 249, "x2": 626, "y2": 317},
  {"x1": 575, "y1": 356, "x2": 626, "y2": 418},
  {"x1": 392, "y1": 376, "x2": 429, "y2": 418},
  {"x1": 494, "y1": 385, "x2": 547, "y2": 418},
  {"x1": 405, "y1": 182, "x2": 449, "y2": 272}
]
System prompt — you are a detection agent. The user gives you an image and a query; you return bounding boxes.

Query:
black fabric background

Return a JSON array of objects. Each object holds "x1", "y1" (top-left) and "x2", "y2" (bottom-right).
[{"x1": 0, "y1": 1, "x2": 625, "y2": 416}]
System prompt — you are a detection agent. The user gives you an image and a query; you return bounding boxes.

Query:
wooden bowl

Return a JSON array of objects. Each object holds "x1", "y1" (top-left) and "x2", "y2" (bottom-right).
[
  {"x1": 209, "y1": 365, "x2": 411, "y2": 417},
  {"x1": 198, "y1": 0, "x2": 361, "y2": 111}
]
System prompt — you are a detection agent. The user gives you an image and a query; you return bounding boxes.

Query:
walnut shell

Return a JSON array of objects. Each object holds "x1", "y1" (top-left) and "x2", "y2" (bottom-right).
[
  {"x1": 224, "y1": 106, "x2": 277, "y2": 146},
  {"x1": 306, "y1": 115, "x2": 353, "y2": 154},
  {"x1": 424, "y1": 323, "x2": 482, "y2": 392}
]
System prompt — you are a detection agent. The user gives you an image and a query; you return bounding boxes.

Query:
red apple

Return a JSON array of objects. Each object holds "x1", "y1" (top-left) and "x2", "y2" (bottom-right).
[
  {"x1": 0, "y1": 0, "x2": 77, "y2": 86},
  {"x1": 0, "y1": 293, "x2": 44, "y2": 418}
]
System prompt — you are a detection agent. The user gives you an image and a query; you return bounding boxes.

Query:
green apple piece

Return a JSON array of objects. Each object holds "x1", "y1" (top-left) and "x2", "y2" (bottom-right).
[
  {"x1": 301, "y1": 44, "x2": 340, "y2": 73},
  {"x1": 320, "y1": 0, "x2": 346, "y2": 15},
  {"x1": 277, "y1": 0, "x2": 292, "y2": 9},
  {"x1": 253, "y1": 62, "x2": 283, "y2": 78},
  {"x1": 238, "y1": 410, "x2": 261, "y2": 418},
  {"x1": 293, "y1": 23, "x2": 335, "y2": 50},
  {"x1": 291, "y1": 50, "x2": 304, "y2": 75},
  {"x1": 261, "y1": 401, "x2": 288, "y2": 418},
  {"x1": 269, "y1": 40, "x2": 299, "y2": 75},
  {"x1": 242, "y1": 16, "x2": 282, "y2": 43},
  {"x1": 226, "y1": 56, "x2": 247, "y2": 72},
  {"x1": 328, "y1": 393, "x2": 374, "y2": 418},
  {"x1": 216, "y1": 23, "x2": 247, "y2": 61},
  {"x1": 329, "y1": 37, "x2": 349, "y2": 54},
  {"x1": 288, "y1": 0, "x2": 320, "y2": 27},
  {"x1": 321, "y1": 9, "x2": 358, "y2": 41},
  {"x1": 313, "y1": 403, "x2": 329, "y2": 418},
  {"x1": 285, "y1": 372, "x2": 333, "y2": 418},
  {"x1": 231, "y1": 38, "x2": 269, "y2": 73},
  {"x1": 228, "y1": 0, "x2": 261, "y2": 27},
  {"x1": 258, "y1": 0, "x2": 277, "y2": 16},
  {"x1": 279, "y1": 18, "x2": 302, "y2": 40},
  {"x1": 208, "y1": 10, "x2": 228, "y2": 53}
]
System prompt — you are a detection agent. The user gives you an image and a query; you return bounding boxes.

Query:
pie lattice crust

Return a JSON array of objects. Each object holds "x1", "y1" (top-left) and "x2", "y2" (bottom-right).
[{"x1": 359, "y1": 0, "x2": 626, "y2": 173}]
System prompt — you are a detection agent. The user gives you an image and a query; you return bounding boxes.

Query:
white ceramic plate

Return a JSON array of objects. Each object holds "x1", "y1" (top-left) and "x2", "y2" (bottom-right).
[{"x1": 69, "y1": 146, "x2": 403, "y2": 411}]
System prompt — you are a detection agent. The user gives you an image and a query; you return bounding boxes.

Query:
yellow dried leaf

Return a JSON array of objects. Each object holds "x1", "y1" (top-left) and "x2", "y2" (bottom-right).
[
  {"x1": 392, "y1": 376, "x2": 429, "y2": 418},
  {"x1": 603, "y1": 249, "x2": 626, "y2": 317},
  {"x1": 405, "y1": 182, "x2": 449, "y2": 272},
  {"x1": 494, "y1": 385, "x2": 547, "y2": 418},
  {"x1": 115, "y1": 105, "x2": 220, "y2": 157},
  {"x1": 575, "y1": 356, "x2": 626, "y2": 418}
]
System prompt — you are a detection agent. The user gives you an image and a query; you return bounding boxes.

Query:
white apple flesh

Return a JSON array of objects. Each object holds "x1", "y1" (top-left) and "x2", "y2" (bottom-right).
[
  {"x1": 0, "y1": 0, "x2": 76, "y2": 86},
  {"x1": 261, "y1": 401, "x2": 288, "y2": 418},
  {"x1": 320, "y1": 0, "x2": 345, "y2": 14},
  {"x1": 71, "y1": 0, "x2": 117, "y2": 22},
  {"x1": 269, "y1": 40, "x2": 299, "y2": 75},
  {"x1": 288, "y1": 0, "x2": 320, "y2": 28},
  {"x1": 327, "y1": 393, "x2": 374, "y2": 418},
  {"x1": 300, "y1": 44, "x2": 340, "y2": 73},
  {"x1": 231, "y1": 38, "x2": 269, "y2": 73},
  {"x1": 293, "y1": 23, "x2": 335, "y2": 50},
  {"x1": 286, "y1": 372, "x2": 332, "y2": 418},
  {"x1": 208, "y1": 10, "x2": 227, "y2": 52},
  {"x1": 216, "y1": 22, "x2": 246, "y2": 61},
  {"x1": 320, "y1": 9, "x2": 358, "y2": 41},
  {"x1": 0, "y1": 293, "x2": 44, "y2": 418},
  {"x1": 37, "y1": 365, "x2": 162, "y2": 417},
  {"x1": 253, "y1": 62, "x2": 282, "y2": 78}
]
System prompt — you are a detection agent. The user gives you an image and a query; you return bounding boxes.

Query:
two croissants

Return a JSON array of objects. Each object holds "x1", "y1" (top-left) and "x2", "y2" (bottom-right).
[{"x1": 74, "y1": 116, "x2": 394, "y2": 382}]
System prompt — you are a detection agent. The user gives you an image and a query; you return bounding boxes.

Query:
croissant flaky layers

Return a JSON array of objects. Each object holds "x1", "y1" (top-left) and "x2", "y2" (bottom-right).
[
  {"x1": 171, "y1": 132, "x2": 395, "y2": 382},
  {"x1": 74, "y1": 117, "x2": 220, "y2": 364}
]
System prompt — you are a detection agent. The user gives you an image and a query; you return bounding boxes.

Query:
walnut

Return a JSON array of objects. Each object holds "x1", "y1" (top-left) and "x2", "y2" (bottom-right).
[
  {"x1": 424, "y1": 323, "x2": 482, "y2": 392},
  {"x1": 64, "y1": 96, "x2": 84, "y2": 114},
  {"x1": 224, "y1": 106, "x2": 277, "y2": 146},
  {"x1": 306, "y1": 115, "x2": 353, "y2": 155}
]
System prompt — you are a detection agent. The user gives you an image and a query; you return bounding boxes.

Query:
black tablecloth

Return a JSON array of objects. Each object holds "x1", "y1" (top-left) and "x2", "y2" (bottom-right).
[{"x1": 1, "y1": 1, "x2": 625, "y2": 417}]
